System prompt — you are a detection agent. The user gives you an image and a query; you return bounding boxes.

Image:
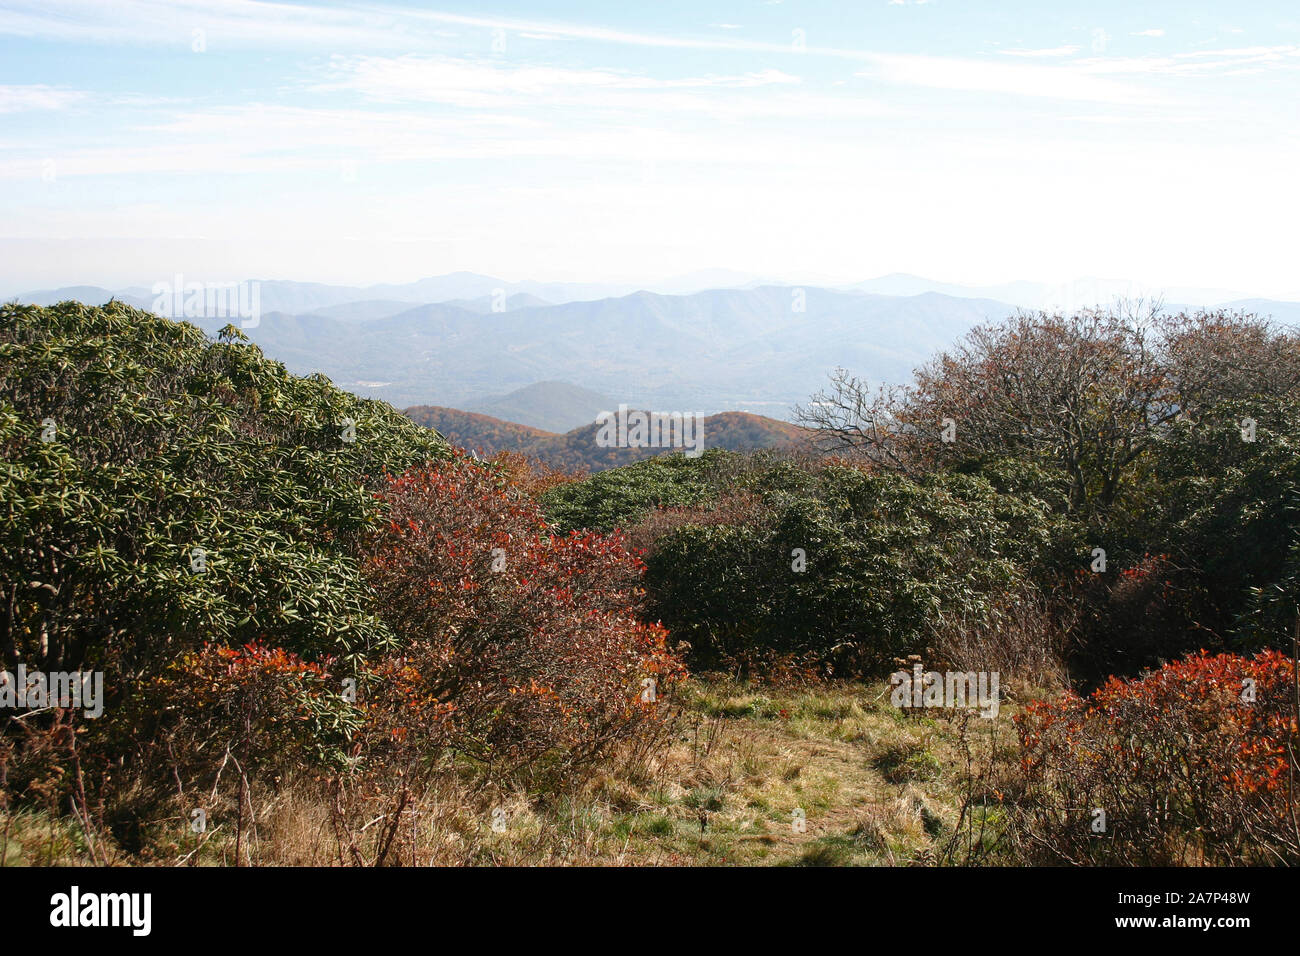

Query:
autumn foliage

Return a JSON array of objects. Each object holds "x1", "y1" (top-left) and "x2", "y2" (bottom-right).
[
  {"x1": 0, "y1": 306, "x2": 686, "y2": 850},
  {"x1": 1014, "y1": 650, "x2": 1300, "y2": 864},
  {"x1": 110, "y1": 643, "x2": 361, "y2": 786},
  {"x1": 485, "y1": 449, "x2": 583, "y2": 500},
  {"x1": 361, "y1": 451, "x2": 683, "y2": 778}
]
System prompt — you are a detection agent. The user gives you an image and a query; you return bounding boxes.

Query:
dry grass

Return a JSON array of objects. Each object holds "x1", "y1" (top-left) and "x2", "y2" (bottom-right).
[
  {"x1": 928, "y1": 595, "x2": 1073, "y2": 702},
  {"x1": 0, "y1": 676, "x2": 1027, "y2": 867}
]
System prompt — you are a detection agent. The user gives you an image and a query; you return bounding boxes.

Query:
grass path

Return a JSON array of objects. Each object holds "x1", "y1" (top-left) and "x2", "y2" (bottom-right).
[
  {"x1": 0, "y1": 677, "x2": 1016, "y2": 866},
  {"x1": 560, "y1": 677, "x2": 1009, "y2": 866}
]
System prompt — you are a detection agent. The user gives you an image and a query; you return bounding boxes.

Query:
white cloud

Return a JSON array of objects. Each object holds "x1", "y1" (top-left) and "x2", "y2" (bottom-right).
[
  {"x1": 1000, "y1": 46, "x2": 1081, "y2": 58},
  {"x1": 861, "y1": 43, "x2": 1300, "y2": 104},
  {"x1": 1132, "y1": 29, "x2": 1165, "y2": 37},
  {"x1": 319, "y1": 55, "x2": 800, "y2": 108},
  {"x1": 0, "y1": 0, "x2": 857, "y2": 59},
  {"x1": 859, "y1": 53, "x2": 1162, "y2": 104},
  {"x1": 0, "y1": 92, "x2": 891, "y2": 183},
  {"x1": 1079, "y1": 44, "x2": 1300, "y2": 77},
  {"x1": 0, "y1": 84, "x2": 87, "y2": 112}
]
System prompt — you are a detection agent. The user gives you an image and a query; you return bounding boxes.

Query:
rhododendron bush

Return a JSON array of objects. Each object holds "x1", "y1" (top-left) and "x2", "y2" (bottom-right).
[
  {"x1": 361, "y1": 452, "x2": 683, "y2": 778},
  {"x1": 1014, "y1": 650, "x2": 1300, "y2": 865},
  {"x1": 4, "y1": 431, "x2": 680, "y2": 843}
]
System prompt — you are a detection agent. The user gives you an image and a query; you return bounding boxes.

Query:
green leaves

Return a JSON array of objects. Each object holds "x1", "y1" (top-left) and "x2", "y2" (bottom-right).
[
  {"x1": 540, "y1": 449, "x2": 733, "y2": 533},
  {"x1": 551, "y1": 453, "x2": 1053, "y2": 675},
  {"x1": 0, "y1": 301, "x2": 448, "y2": 682}
]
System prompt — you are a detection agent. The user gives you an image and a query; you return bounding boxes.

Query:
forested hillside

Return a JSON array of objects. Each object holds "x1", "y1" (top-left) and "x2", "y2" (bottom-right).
[
  {"x1": 0, "y1": 302, "x2": 678, "y2": 861},
  {"x1": 404, "y1": 405, "x2": 809, "y2": 471},
  {"x1": 5, "y1": 300, "x2": 1300, "y2": 867}
]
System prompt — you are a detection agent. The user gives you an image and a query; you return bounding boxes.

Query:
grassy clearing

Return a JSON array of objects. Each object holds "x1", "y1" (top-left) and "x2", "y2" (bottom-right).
[{"x1": 0, "y1": 676, "x2": 1021, "y2": 867}]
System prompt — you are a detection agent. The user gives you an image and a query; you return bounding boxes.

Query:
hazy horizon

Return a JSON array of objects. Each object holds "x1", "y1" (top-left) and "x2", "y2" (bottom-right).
[
  {"x1": 4, "y1": 259, "x2": 1293, "y2": 308},
  {"x1": 3, "y1": 0, "x2": 1299, "y2": 298}
]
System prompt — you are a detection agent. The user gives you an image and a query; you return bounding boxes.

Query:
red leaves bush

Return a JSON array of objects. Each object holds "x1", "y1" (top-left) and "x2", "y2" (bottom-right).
[
  {"x1": 1015, "y1": 649, "x2": 1300, "y2": 864},
  {"x1": 55, "y1": 641, "x2": 365, "y2": 850},
  {"x1": 67, "y1": 453, "x2": 680, "y2": 833},
  {"x1": 126, "y1": 643, "x2": 362, "y2": 775},
  {"x1": 361, "y1": 451, "x2": 683, "y2": 779},
  {"x1": 1066, "y1": 551, "x2": 1204, "y2": 682}
]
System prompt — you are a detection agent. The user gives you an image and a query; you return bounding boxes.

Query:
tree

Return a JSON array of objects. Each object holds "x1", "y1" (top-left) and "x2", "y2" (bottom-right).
[{"x1": 797, "y1": 305, "x2": 1300, "y2": 517}]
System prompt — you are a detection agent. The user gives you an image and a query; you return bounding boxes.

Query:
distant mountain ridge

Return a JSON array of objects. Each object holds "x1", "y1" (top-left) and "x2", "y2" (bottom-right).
[
  {"x1": 12, "y1": 278, "x2": 1298, "y2": 420},
  {"x1": 10, "y1": 270, "x2": 767, "y2": 316},
  {"x1": 466, "y1": 381, "x2": 615, "y2": 433},
  {"x1": 15, "y1": 270, "x2": 1298, "y2": 318},
  {"x1": 405, "y1": 405, "x2": 808, "y2": 472},
  {"x1": 175, "y1": 285, "x2": 1013, "y2": 413},
  {"x1": 846, "y1": 273, "x2": 1283, "y2": 313}
]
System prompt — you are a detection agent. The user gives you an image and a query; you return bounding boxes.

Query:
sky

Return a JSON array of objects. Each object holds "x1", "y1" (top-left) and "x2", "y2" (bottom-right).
[{"x1": 1, "y1": 0, "x2": 1298, "y2": 297}]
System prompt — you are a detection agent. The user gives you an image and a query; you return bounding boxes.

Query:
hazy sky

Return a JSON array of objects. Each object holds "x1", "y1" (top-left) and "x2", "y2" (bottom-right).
[{"x1": 1, "y1": 0, "x2": 1298, "y2": 296}]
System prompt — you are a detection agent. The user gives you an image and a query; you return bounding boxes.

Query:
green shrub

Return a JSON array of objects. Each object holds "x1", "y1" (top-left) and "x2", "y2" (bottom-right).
[
  {"x1": 1061, "y1": 394, "x2": 1300, "y2": 681},
  {"x1": 540, "y1": 449, "x2": 736, "y2": 533},
  {"x1": 552, "y1": 456, "x2": 1058, "y2": 675},
  {"x1": 0, "y1": 301, "x2": 448, "y2": 685}
]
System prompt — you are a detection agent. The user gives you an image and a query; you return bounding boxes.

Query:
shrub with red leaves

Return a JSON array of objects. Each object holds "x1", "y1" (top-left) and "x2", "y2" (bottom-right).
[
  {"x1": 1065, "y1": 551, "x2": 1202, "y2": 683},
  {"x1": 55, "y1": 640, "x2": 367, "y2": 848},
  {"x1": 1015, "y1": 649, "x2": 1300, "y2": 864},
  {"x1": 112, "y1": 642, "x2": 362, "y2": 778},
  {"x1": 362, "y1": 451, "x2": 683, "y2": 779}
]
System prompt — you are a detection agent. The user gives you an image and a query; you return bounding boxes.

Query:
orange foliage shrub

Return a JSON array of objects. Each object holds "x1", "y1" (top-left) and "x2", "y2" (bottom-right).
[
  {"x1": 486, "y1": 449, "x2": 584, "y2": 500},
  {"x1": 115, "y1": 643, "x2": 363, "y2": 777},
  {"x1": 362, "y1": 451, "x2": 683, "y2": 779},
  {"x1": 1015, "y1": 649, "x2": 1300, "y2": 864}
]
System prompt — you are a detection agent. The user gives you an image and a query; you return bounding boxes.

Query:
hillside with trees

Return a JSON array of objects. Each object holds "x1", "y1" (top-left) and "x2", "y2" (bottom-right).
[
  {"x1": 4, "y1": 300, "x2": 1300, "y2": 867},
  {"x1": 402, "y1": 405, "x2": 555, "y2": 456},
  {"x1": 1, "y1": 302, "x2": 678, "y2": 861},
  {"x1": 404, "y1": 405, "x2": 810, "y2": 472}
]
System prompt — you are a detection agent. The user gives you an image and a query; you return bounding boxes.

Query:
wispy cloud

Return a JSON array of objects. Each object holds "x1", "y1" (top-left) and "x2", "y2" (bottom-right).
[
  {"x1": 0, "y1": 0, "x2": 842, "y2": 57},
  {"x1": 1079, "y1": 44, "x2": 1300, "y2": 77},
  {"x1": 316, "y1": 55, "x2": 801, "y2": 109},
  {"x1": 1000, "y1": 46, "x2": 1081, "y2": 58},
  {"x1": 0, "y1": 90, "x2": 892, "y2": 183},
  {"x1": 8, "y1": 1, "x2": 1297, "y2": 89},
  {"x1": 0, "y1": 84, "x2": 87, "y2": 112},
  {"x1": 859, "y1": 53, "x2": 1162, "y2": 104}
]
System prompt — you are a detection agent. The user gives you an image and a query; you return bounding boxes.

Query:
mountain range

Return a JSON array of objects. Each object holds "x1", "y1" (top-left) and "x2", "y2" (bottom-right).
[
  {"x1": 464, "y1": 381, "x2": 613, "y2": 433},
  {"x1": 404, "y1": 405, "x2": 808, "y2": 472},
  {"x1": 208, "y1": 286, "x2": 1011, "y2": 415},
  {"x1": 10, "y1": 270, "x2": 764, "y2": 314},
  {"x1": 12, "y1": 273, "x2": 1300, "y2": 426}
]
